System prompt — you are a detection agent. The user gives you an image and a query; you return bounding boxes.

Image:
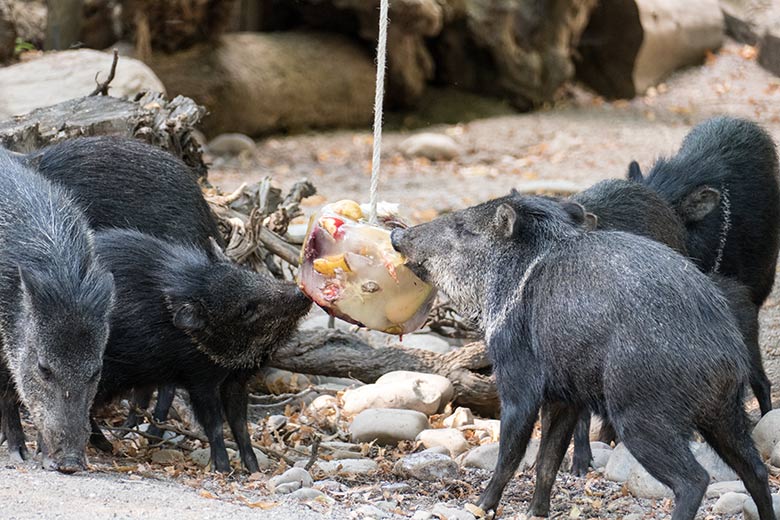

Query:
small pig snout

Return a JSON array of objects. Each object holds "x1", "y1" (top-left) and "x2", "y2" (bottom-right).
[
  {"x1": 390, "y1": 228, "x2": 405, "y2": 252},
  {"x1": 56, "y1": 455, "x2": 86, "y2": 474}
]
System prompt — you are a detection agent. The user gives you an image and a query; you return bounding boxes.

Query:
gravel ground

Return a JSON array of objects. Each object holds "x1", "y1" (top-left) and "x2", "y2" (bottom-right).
[{"x1": 2, "y1": 39, "x2": 780, "y2": 519}]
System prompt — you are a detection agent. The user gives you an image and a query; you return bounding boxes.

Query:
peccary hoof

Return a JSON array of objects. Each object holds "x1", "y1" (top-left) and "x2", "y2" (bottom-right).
[
  {"x1": 571, "y1": 457, "x2": 591, "y2": 477},
  {"x1": 7, "y1": 445, "x2": 28, "y2": 463}
]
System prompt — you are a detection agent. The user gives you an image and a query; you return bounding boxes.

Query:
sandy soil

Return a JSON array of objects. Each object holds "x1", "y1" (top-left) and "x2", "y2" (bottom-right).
[{"x1": 3, "y1": 39, "x2": 780, "y2": 519}]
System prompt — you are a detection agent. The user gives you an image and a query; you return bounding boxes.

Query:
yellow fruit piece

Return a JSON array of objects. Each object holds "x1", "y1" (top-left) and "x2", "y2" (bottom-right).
[
  {"x1": 384, "y1": 279, "x2": 433, "y2": 324},
  {"x1": 330, "y1": 199, "x2": 363, "y2": 220},
  {"x1": 313, "y1": 254, "x2": 351, "y2": 276},
  {"x1": 320, "y1": 217, "x2": 341, "y2": 237}
]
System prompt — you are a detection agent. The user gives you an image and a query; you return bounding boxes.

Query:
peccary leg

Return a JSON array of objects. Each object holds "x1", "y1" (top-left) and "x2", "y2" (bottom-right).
[
  {"x1": 220, "y1": 373, "x2": 259, "y2": 473},
  {"x1": 1, "y1": 396, "x2": 28, "y2": 462},
  {"x1": 89, "y1": 418, "x2": 114, "y2": 453},
  {"x1": 121, "y1": 387, "x2": 153, "y2": 431},
  {"x1": 188, "y1": 385, "x2": 231, "y2": 472},
  {"x1": 698, "y1": 396, "x2": 773, "y2": 520},
  {"x1": 146, "y1": 385, "x2": 176, "y2": 439},
  {"x1": 616, "y1": 417, "x2": 708, "y2": 520},
  {"x1": 477, "y1": 355, "x2": 542, "y2": 515},
  {"x1": 597, "y1": 420, "x2": 617, "y2": 444},
  {"x1": 744, "y1": 311, "x2": 772, "y2": 415},
  {"x1": 529, "y1": 403, "x2": 581, "y2": 517},
  {"x1": 570, "y1": 410, "x2": 592, "y2": 476}
]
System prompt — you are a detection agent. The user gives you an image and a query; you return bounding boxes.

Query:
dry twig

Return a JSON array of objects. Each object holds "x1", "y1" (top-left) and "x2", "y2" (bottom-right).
[{"x1": 89, "y1": 49, "x2": 119, "y2": 97}]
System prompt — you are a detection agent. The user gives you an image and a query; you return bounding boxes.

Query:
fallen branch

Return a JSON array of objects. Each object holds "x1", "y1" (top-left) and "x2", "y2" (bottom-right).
[
  {"x1": 270, "y1": 328, "x2": 499, "y2": 417},
  {"x1": 304, "y1": 436, "x2": 321, "y2": 471},
  {"x1": 89, "y1": 49, "x2": 119, "y2": 96}
]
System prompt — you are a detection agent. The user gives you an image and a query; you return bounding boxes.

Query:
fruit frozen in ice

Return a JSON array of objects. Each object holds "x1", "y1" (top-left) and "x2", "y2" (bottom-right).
[{"x1": 298, "y1": 200, "x2": 436, "y2": 334}]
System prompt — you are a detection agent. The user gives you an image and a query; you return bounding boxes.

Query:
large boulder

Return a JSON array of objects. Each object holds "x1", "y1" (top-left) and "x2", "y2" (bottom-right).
[
  {"x1": 258, "y1": 0, "x2": 443, "y2": 107},
  {"x1": 0, "y1": 49, "x2": 165, "y2": 120},
  {"x1": 575, "y1": 0, "x2": 724, "y2": 98},
  {"x1": 148, "y1": 32, "x2": 375, "y2": 136}
]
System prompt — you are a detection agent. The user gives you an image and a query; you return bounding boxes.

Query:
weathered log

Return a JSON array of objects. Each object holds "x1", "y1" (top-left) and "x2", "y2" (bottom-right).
[
  {"x1": 432, "y1": 0, "x2": 598, "y2": 110},
  {"x1": 45, "y1": 0, "x2": 84, "y2": 50},
  {"x1": 270, "y1": 329, "x2": 499, "y2": 417},
  {"x1": 0, "y1": 49, "x2": 166, "y2": 120},
  {"x1": 575, "y1": 0, "x2": 724, "y2": 99},
  {"x1": 122, "y1": 0, "x2": 238, "y2": 54},
  {"x1": 0, "y1": 92, "x2": 207, "y2": 178},
  {"x1": 0, "y1": 1, "x2": 15, "y2": 63}
]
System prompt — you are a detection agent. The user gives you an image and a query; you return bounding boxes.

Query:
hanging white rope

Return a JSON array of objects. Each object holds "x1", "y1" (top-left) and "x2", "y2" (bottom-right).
[{"x1": 368, "y1": 0, "x2": 390, "y2": 225}]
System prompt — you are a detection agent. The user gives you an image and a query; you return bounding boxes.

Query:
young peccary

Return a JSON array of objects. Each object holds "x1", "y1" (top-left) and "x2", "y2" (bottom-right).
[
  {"x1": 29, "y1": 136, "x2": 222, "y2": 439},
  {"x1": 92, "y1": 229, "x2": 311, "y2": 472},
  {"x1": 0, "y1": 149, "x2": 115, "y2": 473},
  {"x1": 630, "y1": 116, "x2": 780, "y2": 307},
  {"x1": 569, "y1": 179, "x2": 771, "y2": 475},
  {"x1": 391, "y1": 192, "x2": 773, "y2": 520}
]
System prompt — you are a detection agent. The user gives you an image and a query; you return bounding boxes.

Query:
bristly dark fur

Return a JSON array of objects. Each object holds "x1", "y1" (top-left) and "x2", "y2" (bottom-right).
[
  {"x1": 568, "y1": 177, "x2": 772, "y2": 476},
  {"x1": 93, "y1": 229, "x2": 310, "y2": 472},
  {"x1": 391, "y1": 192, "x2": 774, "y2": 520},
  {"x1": 29, "y1": 136, "x2": 223, "y2": 249},
  {"x1": 0, "y1": 147, "x2": 114, "y2": 473},
  {"x1": 638, "y1": 116, "x2": 780, "y2": 306},
  {"x1": 571, "y1": 178, "x2": 688, "y2": 255}
]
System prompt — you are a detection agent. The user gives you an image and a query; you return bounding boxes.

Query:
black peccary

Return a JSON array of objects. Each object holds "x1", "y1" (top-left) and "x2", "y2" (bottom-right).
[
  {"x1": 630, "y1": 116, "x2": 780, "y2": 307},
  {"x1": 92, "y1": 229, "x2": 311, "y2": 472},
  {"x1": 391, "y1": 192, "x2": 773, "y2": 520},
  {"x1": 569, "y1": 179, "x2": 771, "y2": 475},
  {"x1": 28, "y1": 136, "x2": 222, "y2": 439},
  {"x1": 0, "y1": 149, "x2": 115, "y2": 473},
  {"x1": 28, "y1": 135, "x2": 223, "y2": 249}
]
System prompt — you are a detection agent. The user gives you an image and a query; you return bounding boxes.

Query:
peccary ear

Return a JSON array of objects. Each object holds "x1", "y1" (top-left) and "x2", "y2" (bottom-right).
[
  {"x1": 627, "y1": 161, "x2": 644, "y2": 182},
  {"x1": 207, "y1": 237, "x2": 230, "y2": 264},
  {"x1": 18, "y1": 267, "x2": 45, "y2": 309},
  {"x1": 560, "y1": 201, "x2": 592, "y2": 228},
  {"x1": 584, "y1": 211, "x2": 599, "y2": 231},
  {"x1": 172, "y1": 302, "x2": 206, "y2": 332},
  {"x1": 680, "y1": 186, "x2": 720, "y2": 222},
  {"x1": 494, "y1": 203, "x2": 518, "y2": 238}
]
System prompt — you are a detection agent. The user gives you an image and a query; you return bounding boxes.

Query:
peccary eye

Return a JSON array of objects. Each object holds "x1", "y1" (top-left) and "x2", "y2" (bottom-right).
[
  {"x1": 240, "y1": 303, "x2": 257, "y2": 321},
  {"x1": 38, "y1": 361, "x2": 53, "y2": 381}
]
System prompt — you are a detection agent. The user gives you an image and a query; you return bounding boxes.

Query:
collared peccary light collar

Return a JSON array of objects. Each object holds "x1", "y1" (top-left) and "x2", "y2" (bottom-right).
[{"x1": 484, "y1": 251, "x2": 547, "y2": 342}]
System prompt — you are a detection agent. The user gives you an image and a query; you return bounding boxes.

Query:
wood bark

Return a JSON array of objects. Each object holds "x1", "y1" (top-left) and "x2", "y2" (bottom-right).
[
  {"x1": 270, "y1": 329, "x2": 499, "y2": 417},
  {"x1": 45, "y1": 0, "x2": 85, "y2": 50},
  {"x1": 0, "y1": 92, "x2": 208, "y2": 178},
  {"x1": 0, "y1": 2, "x2": 15, "y2": 63}
]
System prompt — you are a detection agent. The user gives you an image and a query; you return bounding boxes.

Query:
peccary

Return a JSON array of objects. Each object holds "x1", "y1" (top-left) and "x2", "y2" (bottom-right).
[
  {"x1": 569, "y1": 178, "x2": 771, "y2": 474},
  {"x1": 28, "y1": 136, "x2": 222, "y2": 438},
  {"x1": 0, "y1": 149, "x2": 115, "y2": 473},
  {"x1": 391, "y1": 192, "x2": 773, "y2": 520},
  {"x1": 92, "y1": 229, "x2": 311, "y2": 472},
  {"x1": 630, "y1": 116, "x2": 780, "y2": 306},
  {"x1": 29, "y1": 136, "x2": 223, "y2": 249}
]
